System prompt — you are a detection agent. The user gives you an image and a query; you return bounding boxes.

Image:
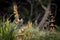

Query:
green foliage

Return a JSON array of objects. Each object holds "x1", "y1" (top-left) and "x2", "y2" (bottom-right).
[
  {"x1": 22, "y1": 27, "x2": 40, "y2": 40},
  {"x1": 0, "y1": 20, "x2": 60, "y2": 40},
  {"x1": 0, "y1": 20, "x2": 16, "y2": 40},
  {"x1": 18, "y1": 27, "x2": 60, "y2": 40},
  {"x1": 55, "y1": 25, "x2": 60, "y2": 32},
  {"x1": 0, "y1": 19, "x2": 60, "y2": 40}
]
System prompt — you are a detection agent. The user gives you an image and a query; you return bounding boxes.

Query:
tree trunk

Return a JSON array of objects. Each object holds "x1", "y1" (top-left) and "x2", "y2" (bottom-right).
[{"x1": 38, "y1": 0, "x2": 51, "y2": 30}]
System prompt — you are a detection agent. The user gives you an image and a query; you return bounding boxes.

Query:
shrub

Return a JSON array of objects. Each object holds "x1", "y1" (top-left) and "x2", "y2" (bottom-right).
[
  {"x1": 0, "y1": 20, "x2": 16, "y2": 40},
  {"x1": 17, "y1": 27, "x2": 60, "y2": 40}
]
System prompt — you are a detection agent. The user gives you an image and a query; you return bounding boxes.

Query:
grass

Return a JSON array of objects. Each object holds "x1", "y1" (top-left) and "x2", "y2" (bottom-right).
[
  {"x1": 16, "y1": 27, "x2": 60, "y2": 40},
  {"x1": 0, "y1": 20, "x2": 16, "y2": 40},
  {"x1": 0, "y1": 19, "x2": 60, "y2": 40}
]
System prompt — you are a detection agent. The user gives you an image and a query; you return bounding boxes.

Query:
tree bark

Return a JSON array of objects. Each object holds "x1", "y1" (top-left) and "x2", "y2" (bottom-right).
[{"x1": 38, "y1": 0, "x2": 51, "y2": 30}]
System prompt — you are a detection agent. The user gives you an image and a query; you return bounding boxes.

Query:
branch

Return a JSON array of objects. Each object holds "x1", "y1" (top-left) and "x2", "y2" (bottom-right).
[
  {"x1": 7, "y1": 14, "x2": 14, "y2": 20},
  {"x1": 41, "y1": 4, "x2": 47, "y2": 10},
  {"x1": 40, "y1": 0, "x2": 47, "y2": 10},
  {"x1": 38, "y1": 0, "x2": 51, "y2": 30},
  {"x1": 51, "y1": 3, "x2": 57, "y2": 18}
]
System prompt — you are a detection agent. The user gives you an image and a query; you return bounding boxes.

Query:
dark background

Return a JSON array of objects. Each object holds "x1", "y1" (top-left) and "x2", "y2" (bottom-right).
[
  {"x1": 0, "y1": 0, "x2": 60, "y2": 26},
  {"x1": 54, "y1": 0, "x2": 60, "y2": 26}
]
